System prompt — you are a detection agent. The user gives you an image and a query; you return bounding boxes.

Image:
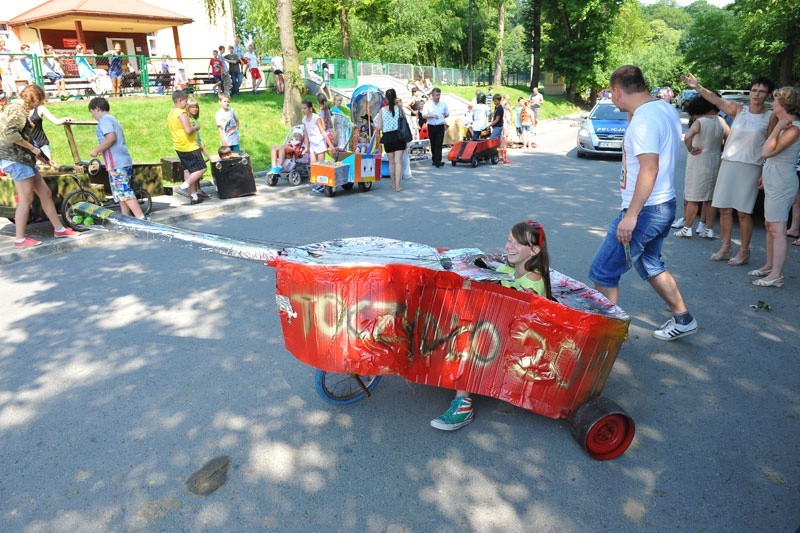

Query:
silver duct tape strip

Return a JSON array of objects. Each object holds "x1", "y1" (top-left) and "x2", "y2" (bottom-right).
[
  {"x1": 275, "y1": 295, "x2": 297, "y2": 320},
  {"x1": 73, "y1": 202, "x2": 278, "y2": 263}
]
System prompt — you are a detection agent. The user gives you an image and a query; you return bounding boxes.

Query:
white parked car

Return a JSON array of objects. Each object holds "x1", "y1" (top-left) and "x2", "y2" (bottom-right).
[{"x1": 576, "y1": 101, "x2": 629, "y2": 158}]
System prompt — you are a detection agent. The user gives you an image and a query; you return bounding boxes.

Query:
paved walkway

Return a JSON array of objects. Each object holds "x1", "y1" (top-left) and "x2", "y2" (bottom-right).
[
  {"x1": 0, "y1": 174, "x2": 309, "y2": 265},
  {"x1": 0, "y1": 115, "x2": 580, "y2": 265}
]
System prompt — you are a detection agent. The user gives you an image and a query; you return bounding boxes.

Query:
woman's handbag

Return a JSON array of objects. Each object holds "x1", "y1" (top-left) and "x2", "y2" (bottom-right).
[{"x1": 397, "y1": 109, "x2": 413, "y2": 143}]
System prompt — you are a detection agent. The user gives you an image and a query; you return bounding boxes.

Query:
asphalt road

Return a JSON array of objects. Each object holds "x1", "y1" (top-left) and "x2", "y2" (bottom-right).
[{"x1": 1, "y1": 121, "x2": 798, "y2": 532}]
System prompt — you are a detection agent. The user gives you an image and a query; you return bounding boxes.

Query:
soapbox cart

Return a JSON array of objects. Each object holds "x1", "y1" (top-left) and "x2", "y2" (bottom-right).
[
  {"x1": 72, "y1": 203, "x2": 636, "y2": 460},
  {"x1": 448, "y1": 138, "x2": 500, "y2": 167}
]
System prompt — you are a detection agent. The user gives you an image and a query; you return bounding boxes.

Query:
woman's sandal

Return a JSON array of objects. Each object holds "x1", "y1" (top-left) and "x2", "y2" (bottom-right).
[
  {"x1": 748, "y1": 268, "x2": 772, "y2": 277},
  {"x1": 728, "y1": 248, "x2": 750, "y2": 266},
  {"x1": 752, "y1": 276, "x2": 784, "y2": 288},
  {"x1": 709, "y1": 246, "x2": 731, "y2": 261}
]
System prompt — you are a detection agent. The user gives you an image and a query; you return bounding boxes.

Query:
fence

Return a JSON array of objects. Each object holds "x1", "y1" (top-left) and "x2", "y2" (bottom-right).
[
  {"x1": 2, "y1": 51, "x2": 520, "y2": 100},
  {"x1": 354, "y1": 61, "x2": 474, "y2": 86},
  {"x1": 302, "y1": 58, "x2": 476, "y2": 88}
]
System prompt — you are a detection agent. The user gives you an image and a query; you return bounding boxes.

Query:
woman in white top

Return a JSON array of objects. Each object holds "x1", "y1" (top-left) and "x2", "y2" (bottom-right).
[
  {"x1": 674, "y1": 95, "x2": 729, "y2": 238},
  {"x1": 301, "y1": 99, "x2": 334, "y2": 194},
  {"x1": 749, "y1": 86, "x2": 800, "y2": 288},
  {"x1": 375, "y1": 88, "x2": 407, "y2": 192},
  {"x1": 682, "y1": 73, "x2": 777, "y2": 265}
]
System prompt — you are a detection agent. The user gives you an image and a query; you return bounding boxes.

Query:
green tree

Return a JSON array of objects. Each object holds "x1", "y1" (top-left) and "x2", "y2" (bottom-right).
[
  {"x1": 606, "y1": 0, "x2": 652, "y2": 74},
  {"x1": 732, "y1": 0, "x2": 800, "y2": 86},
  {"x1": 683, "y1": 7, "x2": 739, "y2": 89},
  {"x1": 541, "y1": 0, "x2": 624, "y2": 102},
  {"x1": 641, "y1": 0, "x2": 693, "y2": 33},
  {"x1": 493, "y1": 0, "x2": 508, "y2": 85},
  {"x1": 519, "y1": 0, "x2": 543, "y2": 89}
]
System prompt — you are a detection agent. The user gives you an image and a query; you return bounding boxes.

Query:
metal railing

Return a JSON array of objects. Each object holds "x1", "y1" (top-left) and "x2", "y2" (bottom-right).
[
  {"x1": 2, "y1": 52, "x2": 520, "y2": 100},
  {"x1": 354, "y1": 61, "x2": 474, "y2": 86}
]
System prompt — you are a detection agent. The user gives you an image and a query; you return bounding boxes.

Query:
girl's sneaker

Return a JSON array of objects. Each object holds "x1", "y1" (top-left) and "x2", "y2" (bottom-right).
[
  {"x1": 671, "y1": 217, "x2": 685, "y2": 229},
  {"x1": 702, "y1": 228, "x2": 715, "y2": 239},
  {"x1": 430, "y1": 396, "x2": 474, "y2": 431},
  {"x1": 54, "y1": 227, "x2": 76, "y2": 238},
  {"x1": 696, "y1": 221, "x2": 707, "y2": 234},
  {"x1": 14, "y1": 237, "x2": 42, "y2": 248}
]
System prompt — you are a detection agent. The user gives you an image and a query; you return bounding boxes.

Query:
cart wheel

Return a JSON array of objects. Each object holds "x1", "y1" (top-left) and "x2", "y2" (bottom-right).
[
  {"x1": 357, "y1": 182, "x2": 372, "y2": 192},
  {"x1": 87, "y1": 158, "x2": 102, "y2": 176},
  {"x1": 491, "y1": 154, "x2": 500, "y2": 165},
  {"x1": 571, "y1": 397, "x2": 635, "y2": 460},
  {"x1": 470, "y1": 156, "x2": 479, "y2": 168},
  {"x1": 267, "y1": 174, "x2": 279, "y2": 186},
  {"x1": 451, "y1": 161, "x2": 456, "y2": 166},
  {"x1": 342, "y1": 182, "x2": 354, "y2": 191},
  {"x1": 61, "y1": 189, "x2": 101, "y2": 229},
  {"x1": 315, "y1": 370, "x2": 383, "y2": 405},
  {"x1": 288, "y1": 171, "x2": 302, "y2": 186},
  {"x1": 135, "y1": 188, "x2": 152, "y2": 215},
  {"x1": 324, "y1": 186, "x2": 335, "y2": 198}
]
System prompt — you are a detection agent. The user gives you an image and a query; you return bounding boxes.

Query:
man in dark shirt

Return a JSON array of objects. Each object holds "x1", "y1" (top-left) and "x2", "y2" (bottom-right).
[{"x1": 224, "y1": 46, "x2": 242, "y2": 95}]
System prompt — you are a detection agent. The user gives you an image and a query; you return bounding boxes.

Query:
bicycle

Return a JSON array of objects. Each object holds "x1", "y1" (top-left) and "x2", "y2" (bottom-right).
[
  {"x1": 62, "y1": 158, "x2": 152, "y2": 228},
  {"x1": 315, "y1": 371, "x2": 383, "y2": 405}
]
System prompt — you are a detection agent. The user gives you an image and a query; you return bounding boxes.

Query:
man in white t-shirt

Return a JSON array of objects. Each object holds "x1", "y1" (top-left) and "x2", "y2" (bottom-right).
[
  {"x1": 243, "y1": 44, "x2": 262, "y2": 94},
  {"x1": 422, "y1": 88, "x2": 449, "y2": 167},
  {"x1": 589, "y1": 65, "x2": 697, "y2": 341}
]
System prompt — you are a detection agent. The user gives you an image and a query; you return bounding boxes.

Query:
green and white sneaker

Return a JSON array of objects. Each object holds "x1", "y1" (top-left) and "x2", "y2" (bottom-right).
[{"x1": 431, "y1": 396, "x2": 474, "y2": 431}]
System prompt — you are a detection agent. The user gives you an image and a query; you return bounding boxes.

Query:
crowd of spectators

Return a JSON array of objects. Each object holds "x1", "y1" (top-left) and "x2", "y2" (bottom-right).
[{"x1": 674, "y1": 74, "x2": 800, "y2": 288}]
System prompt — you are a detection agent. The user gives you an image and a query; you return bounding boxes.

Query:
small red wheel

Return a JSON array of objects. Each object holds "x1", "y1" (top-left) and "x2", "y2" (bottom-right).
[{"x1": 571, "y1": 397, "x2": 635, "y2": 460}]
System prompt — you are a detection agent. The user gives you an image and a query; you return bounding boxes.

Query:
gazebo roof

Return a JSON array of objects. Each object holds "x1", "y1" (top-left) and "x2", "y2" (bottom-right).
[{"x1": 7, "y1": 0, "x2": 192, "y2": 32}]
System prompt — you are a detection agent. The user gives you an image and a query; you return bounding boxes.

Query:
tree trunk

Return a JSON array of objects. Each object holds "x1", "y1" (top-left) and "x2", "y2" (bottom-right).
[
  {"x1": 277, "y1": 0, "x2": 302, "y2": 126},
  {"x1": 530, "y1": 0, "x2": 541, "y2": 91},
  {"x1": 493, "y1": 0, "x2": 506, "y2": 87},
  {"x1": 779, "y1": 42, "x2": 794, "y2": 86},
  {"x1": 339, "y1": 7, "x2": 351, "y2": 60}
]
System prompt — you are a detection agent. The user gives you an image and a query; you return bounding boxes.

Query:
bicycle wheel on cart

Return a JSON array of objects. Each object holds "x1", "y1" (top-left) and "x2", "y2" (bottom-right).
[
  {"x1": 61, "y1": 189, "x2": 101, "y2": 229},
  {"x1": 314, "y1": 370, "x2": 382, "y2": 405},
  {"x1": 135, "y1": 188, "x2": 153, "y2": 215}
]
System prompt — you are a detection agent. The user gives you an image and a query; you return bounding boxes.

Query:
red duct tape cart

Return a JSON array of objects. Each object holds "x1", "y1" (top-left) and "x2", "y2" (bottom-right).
[
  {"x1": 271, "y1": 238, "x2": 634, "y2": 460},
  {"x1": 447, "y1": 138, "x2": 501, "y2": 167},
  {"x1": 69, "y1": 205, "x2": 635, "y2": 460}
]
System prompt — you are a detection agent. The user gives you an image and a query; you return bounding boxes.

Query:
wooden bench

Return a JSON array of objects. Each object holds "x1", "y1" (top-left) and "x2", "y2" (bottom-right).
[
  {"x1": 188, "y1": 73, "x2": 221, "y2": 93},
  {"x1": 43, "y1": 72, "x2": 175, "y2": 97},
  {"x1": 149, "y1": 72, "x2": 175, "y2": 92},
  {"x1": 43, "y1": 77, "x2": 96, "y2": 98}
]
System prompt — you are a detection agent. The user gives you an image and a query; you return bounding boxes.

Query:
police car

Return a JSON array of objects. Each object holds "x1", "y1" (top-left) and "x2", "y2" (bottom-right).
[{"x1": 576, "y1": 101, "x2": 629, "y2": 158}]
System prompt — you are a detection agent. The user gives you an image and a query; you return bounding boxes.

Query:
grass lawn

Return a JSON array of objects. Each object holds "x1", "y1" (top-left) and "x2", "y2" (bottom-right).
[
  {"x1": 45, "y1": 85, "x2": 581, "y2": 175},
  {"x1": 441, "y1": 84, "x2": 582, "y2": 120},
  {"x1": 46, "y1": 92, "x2": 288, "y2": 175}
]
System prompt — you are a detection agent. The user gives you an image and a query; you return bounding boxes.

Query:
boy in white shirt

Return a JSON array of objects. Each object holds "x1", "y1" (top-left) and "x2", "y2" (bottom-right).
[{"x1": 215, "y1": 94, "x2": 241, "y2": 153}]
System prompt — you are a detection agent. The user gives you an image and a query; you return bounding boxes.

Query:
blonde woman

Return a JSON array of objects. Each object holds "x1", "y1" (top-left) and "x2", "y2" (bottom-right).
[
  {"x1": 0, "y1": 85, "x2": 75, "y2": 247},
  {"x1": 749, "y1": 87, "x2": 800, "y2": 288}
]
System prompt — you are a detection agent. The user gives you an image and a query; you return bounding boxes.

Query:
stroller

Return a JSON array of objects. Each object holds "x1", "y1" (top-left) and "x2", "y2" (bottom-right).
[{"x1": 267, "y1": 124, "x2": 311, "y2": 186}]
